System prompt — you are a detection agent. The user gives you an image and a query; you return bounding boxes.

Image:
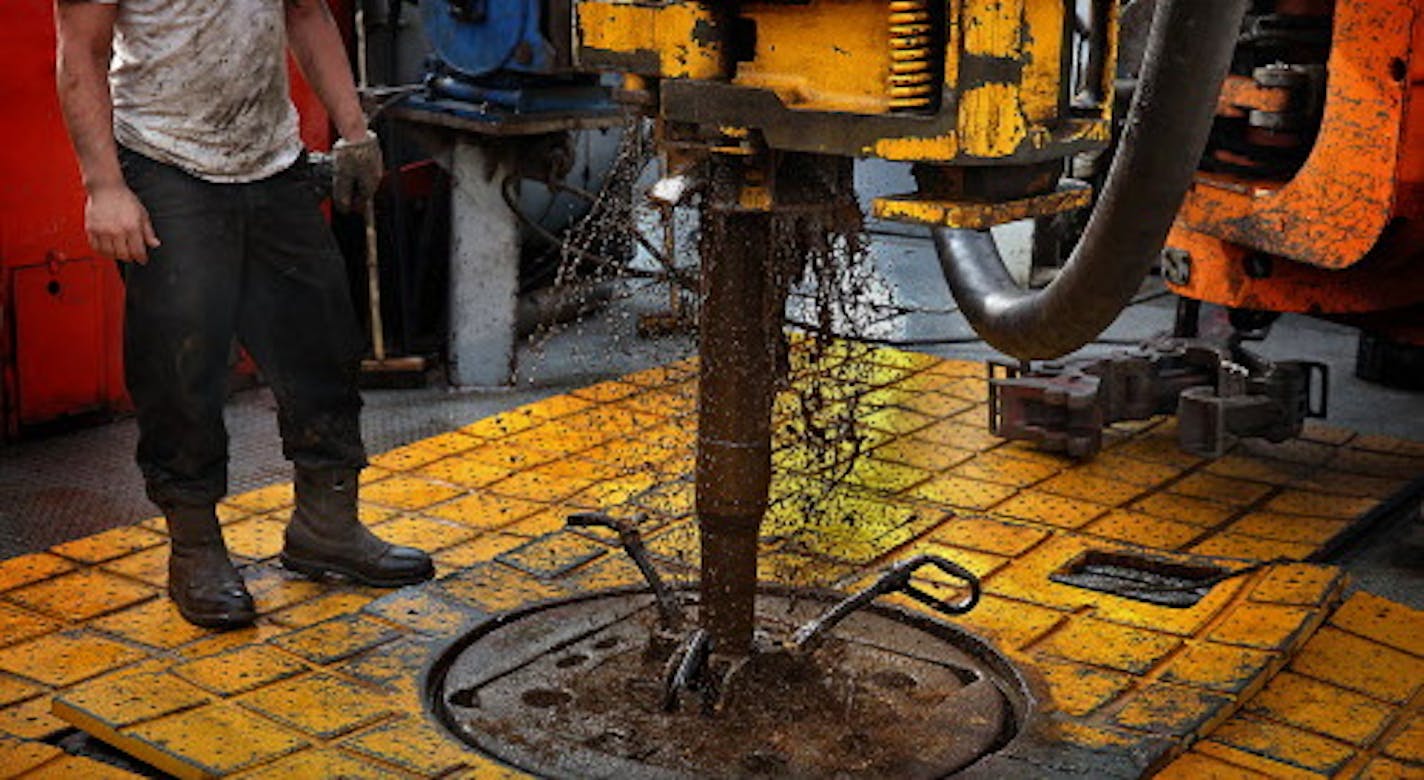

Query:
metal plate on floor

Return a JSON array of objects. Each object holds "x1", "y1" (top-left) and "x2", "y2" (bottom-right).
[{"x1": 428, "y1": 589, "x2": 1030, "y2": 779}]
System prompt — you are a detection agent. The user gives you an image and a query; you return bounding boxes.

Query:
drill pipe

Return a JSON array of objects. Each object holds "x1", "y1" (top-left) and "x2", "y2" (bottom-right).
[
  {"x1": 695, "y1": 154, "x2": 855, "y2": 655},
  {"x1": 696, "y1": 199, "x2": 778, "y2": 656},
  {"x1": 932, "y1": 0, "x2": 1250, "y2": 360}
]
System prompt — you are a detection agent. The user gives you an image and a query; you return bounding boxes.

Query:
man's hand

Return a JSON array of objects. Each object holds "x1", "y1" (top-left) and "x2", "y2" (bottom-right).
[
  {"x1": 86, "y1": 183, "x2": 161, "y2": 263},
  {"x1": 331, "y1": 130, "x2": 383, "y2": 212},
  {"x1": 55, "y1": 0, "x2": 154, "y2": 260},
  {"x1": 285, "y1": 0, "x2": 380, "y2": 211}
]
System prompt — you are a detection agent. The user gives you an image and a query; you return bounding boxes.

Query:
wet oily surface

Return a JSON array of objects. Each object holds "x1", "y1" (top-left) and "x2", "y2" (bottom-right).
[
  {"x1": 13, "y1": 351, "x2": 1424, "y2": 778},
  {"x1": 434, "y1": 592, "x2": 1023, "y2": 779}
]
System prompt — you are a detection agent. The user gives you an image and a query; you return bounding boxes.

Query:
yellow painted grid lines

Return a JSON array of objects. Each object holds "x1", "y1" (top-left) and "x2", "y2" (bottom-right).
[
  {"x1": 879, "y1": 532, "x2": 1351, "y2": 756},
  {"x1": 1159, "y1": 590, "x2": 1424, "y2": 779},
  {"x1": 0, "y1": 345, "x2": 1416, "y2": 777}
]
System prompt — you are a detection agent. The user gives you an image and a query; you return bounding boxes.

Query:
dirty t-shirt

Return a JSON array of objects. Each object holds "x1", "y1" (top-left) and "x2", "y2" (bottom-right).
[{"x1": 99, "y1": 0, "x2": 302, "y2": 183}]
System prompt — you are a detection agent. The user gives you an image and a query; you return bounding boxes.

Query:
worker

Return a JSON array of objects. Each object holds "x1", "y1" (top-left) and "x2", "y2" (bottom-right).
[{"x1": 54, "y1": 0, "x2": 434, "y2": 629}]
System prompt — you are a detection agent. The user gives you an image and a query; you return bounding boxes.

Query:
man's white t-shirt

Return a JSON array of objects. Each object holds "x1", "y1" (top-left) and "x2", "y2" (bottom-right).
[{"x1": 100, "y1": 0, "x2": 304, "y2": 183}]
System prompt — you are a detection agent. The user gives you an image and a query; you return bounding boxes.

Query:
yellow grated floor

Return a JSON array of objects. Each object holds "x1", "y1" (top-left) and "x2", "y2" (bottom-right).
[{"x1": 0, "y1": 349, "x2": 1417, "y2": 778}]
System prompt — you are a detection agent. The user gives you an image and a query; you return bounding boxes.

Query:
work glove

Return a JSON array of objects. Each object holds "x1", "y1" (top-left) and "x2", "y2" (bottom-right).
[{"x1": 331, "y1": 129, "x2": 384, "y2": 212}]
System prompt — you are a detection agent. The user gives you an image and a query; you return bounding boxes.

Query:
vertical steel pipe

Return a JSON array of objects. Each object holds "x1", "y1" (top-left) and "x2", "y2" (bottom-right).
[
  {"x1": 696, "y1": 160, "x2": 776, "y2": 655},
  {"x1": 695, "y1": 153, "x2": 854, "y2": 655}
]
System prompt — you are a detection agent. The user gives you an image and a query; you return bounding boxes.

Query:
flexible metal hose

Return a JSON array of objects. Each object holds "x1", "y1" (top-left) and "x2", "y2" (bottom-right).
[{"x1": 932, "y1": 0, "x2": 1249, "y2": 360}]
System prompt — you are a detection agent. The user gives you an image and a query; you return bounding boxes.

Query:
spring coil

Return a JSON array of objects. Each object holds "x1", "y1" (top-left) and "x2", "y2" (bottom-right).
[{"x1": 888, "y1": 0, "x2": 935, "y2": 110}]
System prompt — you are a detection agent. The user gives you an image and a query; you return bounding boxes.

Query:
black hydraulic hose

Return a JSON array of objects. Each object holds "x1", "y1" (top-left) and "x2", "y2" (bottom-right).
[{"x1": 932, "y1": 0, "x2": 1249, "y2": 360}]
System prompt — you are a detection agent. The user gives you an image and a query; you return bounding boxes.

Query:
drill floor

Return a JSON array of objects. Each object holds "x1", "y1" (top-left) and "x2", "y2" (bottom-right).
[{"x1": 0, "y1": 348, "x2": 1421, "y2": 778}]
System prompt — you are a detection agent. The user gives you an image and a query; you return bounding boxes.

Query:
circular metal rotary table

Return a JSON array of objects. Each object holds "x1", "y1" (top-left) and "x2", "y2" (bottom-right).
[{"x1": 428, "y1": 587, "x2": 1033, "y2": 779}]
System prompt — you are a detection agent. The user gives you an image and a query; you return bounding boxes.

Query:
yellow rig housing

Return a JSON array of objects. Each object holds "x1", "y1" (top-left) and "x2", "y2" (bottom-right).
[{"x1": 575, "y1": 0, "x2": 1116, "y2": 226}]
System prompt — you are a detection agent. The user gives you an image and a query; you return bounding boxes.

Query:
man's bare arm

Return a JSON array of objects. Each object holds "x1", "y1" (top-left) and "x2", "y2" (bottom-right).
[
  {"x1": 284, "y1": 0, "x2": 367, "y2": 142},
  {"x1": 54, "y1": 0, "x2": 159, "y2": 262}
]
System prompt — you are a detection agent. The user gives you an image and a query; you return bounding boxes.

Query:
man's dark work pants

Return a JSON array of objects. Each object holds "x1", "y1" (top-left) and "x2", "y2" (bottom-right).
[{"x1": 119, "y1": 147, "x2": 367, "y2": 510}]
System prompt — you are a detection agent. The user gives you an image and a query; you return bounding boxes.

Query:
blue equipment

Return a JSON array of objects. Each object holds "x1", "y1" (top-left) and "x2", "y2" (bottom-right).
[{"x1": 415, "y1": 0, "x2": 614, "y2": 116}]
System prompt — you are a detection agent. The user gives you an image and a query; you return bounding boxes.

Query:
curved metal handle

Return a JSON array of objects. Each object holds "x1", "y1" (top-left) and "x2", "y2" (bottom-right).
[
  {"x1": 898, "y1": 555, "x2": 981, "y2": 616},
  {"x1": 566, "y1": 512, "x2": 686, "y2": 630},
  {"x1": 791, "y1": 554, "x2": 982, "y2": 653}
]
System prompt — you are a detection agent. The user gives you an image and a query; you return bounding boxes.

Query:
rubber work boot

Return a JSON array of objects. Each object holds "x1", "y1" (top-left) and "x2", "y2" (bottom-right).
[
  {"x1": 164, "y1": 505, "x2": 256, "y2": 629},
  {"x1": 280, "y1": 468, "x2": 434, "y2": 586}
]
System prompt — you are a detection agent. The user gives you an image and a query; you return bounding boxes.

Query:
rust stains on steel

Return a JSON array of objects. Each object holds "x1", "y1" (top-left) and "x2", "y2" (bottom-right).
[
  {"x1": 696, "y1": 163, "x2": 779, "y2": 655},
  {"x1": 1173, "y1": 0, "x2": 1418, "y2": 271},
  {"x1": 694, "y1": 153, "x2": 860, "y2": 655},
  {"x1": 1165, "y1": 223, "x2": 1424, "y2": 315},
  {"x1": 1215, "y1": 73, "x2": 1297, "y2": 117}
]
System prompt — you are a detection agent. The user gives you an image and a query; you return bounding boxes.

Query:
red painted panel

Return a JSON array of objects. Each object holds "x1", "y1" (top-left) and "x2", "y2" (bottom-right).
[
  {"x1": 0, "y1": 1, "x2": 106, "y2": 434},
  {"x1": 0, "y1": 2, "x2": 91, "y2": 273},
  {"x1": 13, "y1": 260, "x2": 116, "y2": 423},
  {"x1": 291, "y1": 63, "x2": 335, "y2": 152}
]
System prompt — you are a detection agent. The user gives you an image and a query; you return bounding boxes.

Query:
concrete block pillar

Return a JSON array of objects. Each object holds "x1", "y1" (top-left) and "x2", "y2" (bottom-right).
[{"x1": 448, "y1": 140, "x2": 520, "y2": 387}]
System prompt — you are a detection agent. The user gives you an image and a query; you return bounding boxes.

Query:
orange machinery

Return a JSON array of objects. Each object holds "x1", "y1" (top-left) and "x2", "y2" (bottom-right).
[
  {"x1": 953, "y1": 0, "x2": 1422, "y2": 458},
  {"x1": 1165, "y1": 0, "x2": 1424, "y2": 382}
]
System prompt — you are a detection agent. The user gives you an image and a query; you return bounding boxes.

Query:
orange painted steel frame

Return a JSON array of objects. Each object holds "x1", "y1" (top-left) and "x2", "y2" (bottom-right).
[
  {"x1": 1166, "y1": 0, "x2": 1424, "y2": 334},
  {"x1": 0, "y1": 0, "x2": 352, "y2": 436}
]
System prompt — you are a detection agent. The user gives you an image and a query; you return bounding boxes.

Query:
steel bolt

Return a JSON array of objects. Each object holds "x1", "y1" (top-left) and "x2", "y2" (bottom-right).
[{"x1": 1161, "y1": 248, "x2": 1192, "y2": 285}]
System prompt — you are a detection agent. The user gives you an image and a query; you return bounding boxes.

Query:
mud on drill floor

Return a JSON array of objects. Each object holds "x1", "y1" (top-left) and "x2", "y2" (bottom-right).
[{"x1": 0, "y1": 347, "x2": 1419, "y2": 778}]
